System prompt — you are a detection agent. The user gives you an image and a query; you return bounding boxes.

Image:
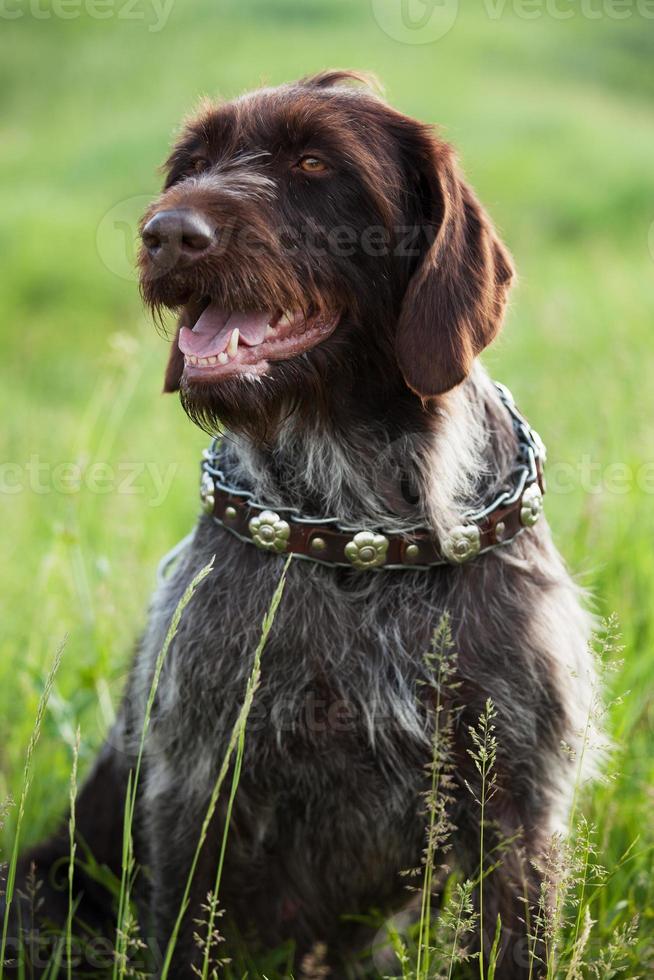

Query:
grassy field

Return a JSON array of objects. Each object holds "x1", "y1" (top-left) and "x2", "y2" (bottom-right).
[{"x1": 1, "y1": 0, "x2": 654, "y2": 975}]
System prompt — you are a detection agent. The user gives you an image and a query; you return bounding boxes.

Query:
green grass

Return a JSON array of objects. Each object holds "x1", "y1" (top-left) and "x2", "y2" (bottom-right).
[{"x1": 1, "y1": 0, "x2": 653, "y2": 975}]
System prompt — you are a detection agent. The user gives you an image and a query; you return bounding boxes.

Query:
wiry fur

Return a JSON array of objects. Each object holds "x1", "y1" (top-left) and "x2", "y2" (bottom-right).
[
  {"x1": 222, "y1": 365, "x2": 496, "y2": 537},
  {"x1": 7, "y1": 73, "x2": 597, "y2": 980},
  {"x1": 126, "y1": 373, "x2": 596, "y2": 976}
]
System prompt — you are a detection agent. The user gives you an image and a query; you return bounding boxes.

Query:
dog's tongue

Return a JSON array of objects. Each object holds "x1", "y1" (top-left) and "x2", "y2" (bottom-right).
[{"x1": 178, "y1": 303, "x2": 271, "y2": 356}]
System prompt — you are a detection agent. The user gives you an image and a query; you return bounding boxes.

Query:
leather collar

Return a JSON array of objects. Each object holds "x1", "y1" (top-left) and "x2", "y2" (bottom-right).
[{"x1": 199, "y1": 383, "x2": 546, "y2": 571}]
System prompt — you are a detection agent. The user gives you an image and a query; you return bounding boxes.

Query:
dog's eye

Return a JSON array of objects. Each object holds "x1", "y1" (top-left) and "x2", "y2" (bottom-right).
[
  {"x1": 189, "y1": 157, "x2": 211, "y2": 175},
  {"x1": 296, "y1": 156, "x2": 328, "y2": 174}
]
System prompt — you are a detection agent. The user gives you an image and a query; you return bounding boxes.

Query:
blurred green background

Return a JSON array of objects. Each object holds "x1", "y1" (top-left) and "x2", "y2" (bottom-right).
[{"x1": 1, "y1": 0, "x2": 653, "y2": 963}]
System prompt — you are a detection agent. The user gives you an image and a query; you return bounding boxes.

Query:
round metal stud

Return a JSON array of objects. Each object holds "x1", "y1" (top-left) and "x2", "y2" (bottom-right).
[
  {"x1": 495, "y1": 521, "x2": 506, "y2": 542},
  {"x1": 344, "y1": 531, "x2": 389, "y2": 570},
  {"x1": 404, "y1": 543, "x2": 420, "y2": 563},
  {"x1": 310, "y1": 536, "x2": 327, "y2": 553},
  {"x1": 224, "y1": 505, "x2": 237, "y2": 521},
  {"x1": 442, "y1": 524, "x2": 481, "y2": 564},
  {"x1": 200, "y1": 471, "x2": 215, "y2": 514},
  {"x1": 248, "y1": 510, "x2": 291, "y2": 553},
  {"x1": 520, "y1": 484, "x2": 543, "y2": 527}
]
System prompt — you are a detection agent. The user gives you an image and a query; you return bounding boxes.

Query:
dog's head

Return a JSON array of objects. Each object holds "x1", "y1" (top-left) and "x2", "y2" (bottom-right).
[{"x1": 139, "y1": 71, "x2": 513, "y2": 440}]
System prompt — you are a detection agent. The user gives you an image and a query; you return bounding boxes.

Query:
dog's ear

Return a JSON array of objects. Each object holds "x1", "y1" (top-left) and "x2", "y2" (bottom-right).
[
  {"x1": 162, "y1": 326, "x2": 184, "y2": 393},
  {"x1": 396, "y1": 129, "x2": 514, "y2": 398},
  {"x1": 301, "y1": 69, "x2": 383, "y2": 94}
]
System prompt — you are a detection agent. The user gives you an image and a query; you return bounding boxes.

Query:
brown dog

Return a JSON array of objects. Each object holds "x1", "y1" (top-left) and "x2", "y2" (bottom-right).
[{"x1": 6, "y1": 72, "x2": 596, "y2": 979}]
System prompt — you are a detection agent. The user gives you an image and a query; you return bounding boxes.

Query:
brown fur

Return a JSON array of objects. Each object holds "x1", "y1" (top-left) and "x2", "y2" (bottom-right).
[
  {"x1": 3, "y1": 74, "x2": 597, "y2": 980},
  {"x1": 138, "y1": 70, "x2": 513, "y2": 442}
]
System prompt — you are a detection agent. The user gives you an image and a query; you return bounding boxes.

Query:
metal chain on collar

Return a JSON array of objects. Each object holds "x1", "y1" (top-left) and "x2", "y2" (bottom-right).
[
  {"x1": 469, "y1": 382, "x2": 546, "y2": 521},
  {"x1": 201, "y1": 383, "x2": 543, "y2": 525},
  {"x1": 188, "y1": 381, "x2": 546, "y2": 572}
]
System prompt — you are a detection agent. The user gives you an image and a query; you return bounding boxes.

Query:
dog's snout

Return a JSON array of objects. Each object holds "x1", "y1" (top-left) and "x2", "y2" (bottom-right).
[{"x1": 141, "y1": 209, "x2": 213, "y2": 262}]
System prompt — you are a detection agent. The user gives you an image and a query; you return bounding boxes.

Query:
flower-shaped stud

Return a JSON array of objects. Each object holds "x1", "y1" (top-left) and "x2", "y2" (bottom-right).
[
  {"x1": 344, "y1": 531, "x2": 389, "y2": 570},
  {"x1": 520, "y1": 484, "x2": 543, "y2": 527},
  {"x1": 248, "y1": 510, "x2": 291, "y2": 553},
  {"x1": 200, "y1": 471, "x2": 215, "y2": 513},
  {"x1": 442, "y1": 524, "x2": 481, "y2": 564}
]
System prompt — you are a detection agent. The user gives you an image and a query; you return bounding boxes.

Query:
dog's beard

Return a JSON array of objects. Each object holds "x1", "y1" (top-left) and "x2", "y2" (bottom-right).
[
  {"x1": 179, "y1": 350, "x2": 337, "y2": 446},
  {"x1": 178, "y1": 309, "x2": 402, "y2": 446}
]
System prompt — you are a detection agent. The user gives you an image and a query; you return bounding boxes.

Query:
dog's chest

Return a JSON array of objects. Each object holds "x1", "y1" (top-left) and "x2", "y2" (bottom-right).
[{"x1": 137, "y1": 525, "x2": 440, "y2": 803}]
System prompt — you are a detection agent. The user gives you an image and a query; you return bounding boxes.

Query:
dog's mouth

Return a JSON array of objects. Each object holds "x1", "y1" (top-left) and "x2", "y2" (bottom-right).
[{"x1": 178, "y1": 299, "x2": 341, "y2": 382}]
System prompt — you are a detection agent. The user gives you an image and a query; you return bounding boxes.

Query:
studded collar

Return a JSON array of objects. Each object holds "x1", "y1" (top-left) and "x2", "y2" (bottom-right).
[{"x1": 198, "y1": 383, "x2": 546, "y2": 571}]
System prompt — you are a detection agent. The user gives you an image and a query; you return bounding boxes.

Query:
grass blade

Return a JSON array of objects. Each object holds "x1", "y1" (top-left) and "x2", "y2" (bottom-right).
[
  {"x1": 487, "y1": 914, "x2": 502, "y2": 980},
  {"x1": 66, "y1": 727, "x2": 80, "y2": 980},
  {"x1": 113, "y1": 556, "x2": 215, "y2": 979},
  {"x1": 161, "y1": 556, "x2": 291, "y2": 980},
  {"x1": 0, "y1": 636, "x2": 66, "y2": 980}
]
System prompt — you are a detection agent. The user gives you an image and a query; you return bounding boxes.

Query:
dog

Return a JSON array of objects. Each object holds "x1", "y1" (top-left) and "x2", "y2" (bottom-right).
[{"x1": 6, "y1": 71, "x2": 596, "y2": 978}]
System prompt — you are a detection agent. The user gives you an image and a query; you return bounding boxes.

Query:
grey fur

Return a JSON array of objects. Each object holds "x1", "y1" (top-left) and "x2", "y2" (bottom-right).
[{"x1": 120, "y1": 364, "x2": 597, "y2": 976}]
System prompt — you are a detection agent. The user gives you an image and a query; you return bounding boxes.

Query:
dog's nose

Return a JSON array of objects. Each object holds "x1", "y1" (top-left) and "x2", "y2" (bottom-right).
[{"x1": 141, "y1": 209, "x2": 213, "y2": 262}]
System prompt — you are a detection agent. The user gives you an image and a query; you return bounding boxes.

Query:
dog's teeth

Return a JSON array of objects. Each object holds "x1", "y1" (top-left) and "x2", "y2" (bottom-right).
[
  {"x1": 265, "y1": 324, "x2": 275, "y2": 338},
  {"x1": 278, "y1": 310, "x2": 294, "y2": 328},
  {"x1": 187, "y1": 355, "x2": 197, "y2": 365},
  {"x1": 227, "y1": 328, "x2": 239, "y2": 357},
  {"x1": 208, "y1": 355, "x2": 218, "y2": 365},
  {"x1": 218, "y1": 352, "x2": 228, "y2": 364}
]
